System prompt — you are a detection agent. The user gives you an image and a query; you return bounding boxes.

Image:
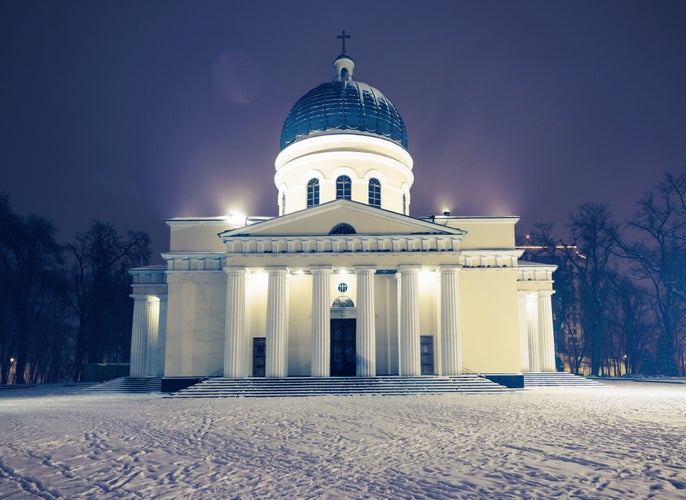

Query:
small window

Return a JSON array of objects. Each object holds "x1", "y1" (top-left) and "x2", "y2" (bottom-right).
[
  {"x1": 307, "y1": 178, "x2": 320, "y2": 207},
  {"x1": 329, "y1": 223, "x2": 356, "y2": 235},
  {"x1": 368, "y1": 178, "x2": 381, "y2": 208},
  {"x1": 341, "y1": 68, "x2": 349, "y2": 80},
  {"x1": 336, "y1": 175, "x2": 351, "y2": 200}
]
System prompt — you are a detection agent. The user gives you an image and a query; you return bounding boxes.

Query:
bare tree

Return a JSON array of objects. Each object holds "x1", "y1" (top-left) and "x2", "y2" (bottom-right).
[
  {"x1": 622, "y1": 170, "x2": 686, "y2": 375},
  {"x1": 604, "y1": 275, "x2": 655, "y2": 375},
  {"x1": 0, "y1": 195, "x2": 63, "y2": 384},
  {"x1": 567, "y1": 203, "x2": 620, "y2": 377},
  {"x1": 65, "y1": 221, "x2": 150, "y2": 381}
]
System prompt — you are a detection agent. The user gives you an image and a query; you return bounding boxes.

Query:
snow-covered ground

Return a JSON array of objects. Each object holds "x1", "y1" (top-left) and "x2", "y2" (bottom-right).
[{"x1": 1, "y1": 381, "x2": 685, "y2": 499}]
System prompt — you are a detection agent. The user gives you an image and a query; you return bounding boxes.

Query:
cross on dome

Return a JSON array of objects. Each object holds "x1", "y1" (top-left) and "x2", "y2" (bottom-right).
[{"x1": 337, "y1": 30, "x2": 350, "y2": 55}]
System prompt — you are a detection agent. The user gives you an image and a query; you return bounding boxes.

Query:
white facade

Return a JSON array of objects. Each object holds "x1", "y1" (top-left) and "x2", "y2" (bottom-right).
[
  {"x1": 129, "y1": 46, "x2": 557, "y2": 382},
  {"x1": 129, "y1": 205, "x2": 557, "y2": 380}
]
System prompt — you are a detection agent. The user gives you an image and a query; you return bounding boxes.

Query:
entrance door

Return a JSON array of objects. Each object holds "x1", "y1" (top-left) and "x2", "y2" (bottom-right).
[
  {"x1": 330, "y1": 319, "x2": 356, "y2": 376},
  {"x1": 252, "y1": 337, "x2": 266, "y2": 377},
  {"x1": 420, "y1": 335, "x2": 435, "y2": 375}
]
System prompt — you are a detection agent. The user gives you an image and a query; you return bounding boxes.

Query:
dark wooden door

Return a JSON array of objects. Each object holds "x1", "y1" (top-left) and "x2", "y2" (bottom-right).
[
  {"x1": 420, "y1": 335, "x2": 434, "y2": 375},
  {"x1": 253, "y1": 337, "x2": 266, "y2": 377},
  {"x1": 330, "y1": 319, "x2": 356, "y2": 376}
]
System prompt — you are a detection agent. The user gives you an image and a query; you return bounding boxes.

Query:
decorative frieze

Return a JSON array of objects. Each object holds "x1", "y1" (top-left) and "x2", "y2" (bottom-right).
[
  {"x1": 162, "y1": 254, "x2": 225, "y2": 272},
  {"x1": 221, "y1": 234, "x2": 464, "y2": 255},
  {"x1": 460, "y1": 250, "x2": 522, "y2": 268}
]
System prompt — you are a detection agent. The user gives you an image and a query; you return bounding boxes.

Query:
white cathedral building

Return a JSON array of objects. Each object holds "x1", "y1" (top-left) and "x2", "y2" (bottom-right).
[{"x1": 128, "y1": 42, "x2": 557, "y2": 389}]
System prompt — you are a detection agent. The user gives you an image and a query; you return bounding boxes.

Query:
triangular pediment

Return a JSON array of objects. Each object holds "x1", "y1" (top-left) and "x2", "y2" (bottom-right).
[{"x1": 219, "y1": 200, "x2": 466, "y2": 239}]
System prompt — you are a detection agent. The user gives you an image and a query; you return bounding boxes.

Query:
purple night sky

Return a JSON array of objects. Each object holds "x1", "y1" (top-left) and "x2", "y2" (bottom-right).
[{"x1": 2, "y1": 1, "x2": 685, "y2": 261}]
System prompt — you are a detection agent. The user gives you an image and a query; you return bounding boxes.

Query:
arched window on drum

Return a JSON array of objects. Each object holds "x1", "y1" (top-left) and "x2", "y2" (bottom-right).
[
  {"x1": 336, "y1": 175, "x2": 351, "y2": 200},
  {"x1": 368, "y1": 178, "x2": 381, "y2": 208},
  {"x1": 307, "y1": 178, "x2": 320, "y2": 207}
]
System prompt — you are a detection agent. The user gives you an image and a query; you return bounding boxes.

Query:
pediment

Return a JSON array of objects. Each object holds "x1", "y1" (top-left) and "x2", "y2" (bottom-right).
[{"x1": 219, "y1": 200, "x2": 466, "y2": 239}]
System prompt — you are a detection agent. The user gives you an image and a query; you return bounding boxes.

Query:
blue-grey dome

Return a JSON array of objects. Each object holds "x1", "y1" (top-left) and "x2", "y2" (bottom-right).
[{"x1": 280, "y1": 79, "x2": 408, "y2": 150}]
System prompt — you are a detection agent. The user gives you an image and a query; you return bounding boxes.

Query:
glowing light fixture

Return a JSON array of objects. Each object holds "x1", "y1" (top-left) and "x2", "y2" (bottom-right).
[{"x1": 223, "y1": 212, "x2": 246, "y2": 227}]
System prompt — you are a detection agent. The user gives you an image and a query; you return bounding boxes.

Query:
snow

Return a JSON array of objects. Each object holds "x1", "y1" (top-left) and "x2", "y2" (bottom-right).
[{"x1": 1, "y1": 381, "x2": 686, "y2": 499}]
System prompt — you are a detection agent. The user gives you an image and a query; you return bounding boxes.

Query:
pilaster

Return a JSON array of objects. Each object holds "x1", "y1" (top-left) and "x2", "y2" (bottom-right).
[
  {"x1": 156, "y1": 294, "x2": 168, "y2": 377},
  {"x1": 266, "y1": 267, "x2": 289, "y2": 377},
  {"x1": 527, "y1": 294, "x2": 540, "y2": 372},
  {"x1": 356, "y1": 266, "x2": 376, "y2": 377},
  {"x1": 538, "y1": 290, "x2": 556, "y2": 372},
  {"x1": 224, "y1": 267, "x2": 247, "y2": 378},
  {"x1": 129, "y1": 294, "x2": 149, "y2": 377},
  {"x1": 144, "y1": 296, "x2": 160, "y2": 377},
  {"x1": 440, "y1": 266, "x2": 461, "y2": 375},
  {"x1": 311, "y1": 267, "x2": 332, "y2": 377},
  {"x1": 398, "y1": 265, "x2": 421, "y2": 376}
]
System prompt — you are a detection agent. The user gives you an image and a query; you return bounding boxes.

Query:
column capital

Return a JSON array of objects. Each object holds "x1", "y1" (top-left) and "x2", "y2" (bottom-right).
[
  {"x1": 129, "y1": 293, "x2": 158, "y2": 302},
  {"x1": 439, "y1": 264, "x2": 461, "y2": 272},
  {"x1": 537, "y1": 290, "x2": 556, "y2": 297},
  {"x1": 265, "y1": 266, "x2": 289, "y2": 274},
  {"x1": 397, "y1": 264, "x2": 421, "y2": 273},
  {"x1": 354, "y1": 265, "x2": 376, "y2": 274},
  {"x1": 223, "y1": 266, "x2": 247, "y2": 276},
  {"x1": 310, "y1": 266, "x2": 333, "y2": 274}
]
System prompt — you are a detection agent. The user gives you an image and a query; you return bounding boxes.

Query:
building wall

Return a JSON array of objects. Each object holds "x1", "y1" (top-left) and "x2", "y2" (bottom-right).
[
  {"x1": 164, "y1": 271, "x2": 226, "y2": 376},
  {"x1": 162, "y1": 266, "x2": 529, "y2": 377},
  {"x1": 459, "y1": 268, "x2": 521, "y2": 373}
]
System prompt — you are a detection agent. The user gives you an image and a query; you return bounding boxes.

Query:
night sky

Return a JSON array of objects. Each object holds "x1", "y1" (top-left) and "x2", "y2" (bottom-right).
[{"x1": 2, "y1": 1, "x2": 686, "y2": 261}]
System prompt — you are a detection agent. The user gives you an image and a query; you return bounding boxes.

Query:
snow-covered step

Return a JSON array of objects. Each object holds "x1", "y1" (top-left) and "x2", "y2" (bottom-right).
[
  {"x1": 523, "y1": 372, "x2": 602, "y2": 387},
  {"x1": 86, "y1": 377, "x2": 162, "y2": 393},
  {"x1": 169, "y1": 375, "x2": 510, "y2": 398}
]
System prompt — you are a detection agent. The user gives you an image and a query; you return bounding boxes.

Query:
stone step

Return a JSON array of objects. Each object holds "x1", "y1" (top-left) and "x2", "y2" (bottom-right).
[
  {"x1": 170, "y1": 375, "x2": 510, "y2": 398},
  {"x1": 523, "y1": 372, "x2": 602, "y2": 387},
  {"x1": 86, "y1": 377, "x2": 162, "y2": 393}
]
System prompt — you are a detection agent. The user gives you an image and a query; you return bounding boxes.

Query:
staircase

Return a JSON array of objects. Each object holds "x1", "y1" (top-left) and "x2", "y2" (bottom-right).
[
  {"x1": 86, "y1": 377, "x2": 162, "y2": 394},
  {"x1": 523, "y1": 372, "x2": 603, "y2": 387},
  {"x1": 169, "y1": 375, "x2": 510, "y2": 398}
]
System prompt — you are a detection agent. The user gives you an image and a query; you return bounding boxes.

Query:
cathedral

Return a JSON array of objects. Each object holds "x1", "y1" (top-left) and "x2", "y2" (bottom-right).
[{"x1": 128, "y1": 38, "x2": 557, "y2": 389}]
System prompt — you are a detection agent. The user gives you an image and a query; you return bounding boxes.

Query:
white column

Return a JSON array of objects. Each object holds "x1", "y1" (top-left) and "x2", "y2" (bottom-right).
[
  {"x1": 356, "y1": 266, "x2": 376, "y2": 377},
  {"x1": 517, "y1": 292, "x2": 530, "y2": 372},
  {"x1": 266, "y1": 268, "x2": 289, "y2": 377},
  {"x1": 538, "y1": 291, "x2": 556, "y2": 372},
  {"x1": 156, "y1": 294, "x2": 168, "y2": 377},
  {"x1": 398, "y1": 265, "x2": 421, "y2": 376},
  {"x1": 144, "y1": 297, "x2": 160, "y2": 377},
  {"x1": 129, "y1": 294, "x2": 149, "y2": 377},
  {"x1": 224, "y1": 267, "x2": 247, "y2": 378},
  {"x1": 527, "y1": 294, "x2": 541, "y2": 372},
  {"x1": 440, "y1": 266, "x2": 461, "y2": 375},
  {"x1": 311, "y1": 267, "x2": 331, "y2": 377}
]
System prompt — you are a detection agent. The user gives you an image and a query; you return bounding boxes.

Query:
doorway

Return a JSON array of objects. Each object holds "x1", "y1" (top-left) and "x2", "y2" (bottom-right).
[
  {"x1": 420, "y1": 335, "x2": 435, "y2": 375},
  {"x1": 252, "y1": 337, "x2": 266, "y2": 377},
  {"x1": 330, "y1": 318, "x2": 356, "y2": 376}
]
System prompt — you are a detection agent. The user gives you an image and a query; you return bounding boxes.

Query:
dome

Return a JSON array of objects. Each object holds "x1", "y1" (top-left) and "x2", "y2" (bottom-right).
[{"x1": 279, "y1": 75, "x2": 408, "y2": 151}]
